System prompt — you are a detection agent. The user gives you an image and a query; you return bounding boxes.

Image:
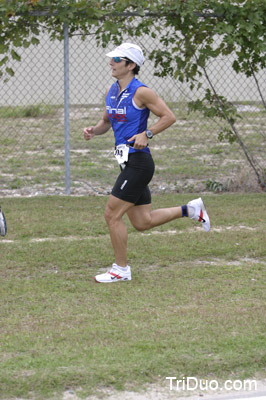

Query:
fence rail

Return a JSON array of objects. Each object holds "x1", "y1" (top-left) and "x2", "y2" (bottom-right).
[{"x1": 0, "y1": 29, "x2": 265, "y2": 197}]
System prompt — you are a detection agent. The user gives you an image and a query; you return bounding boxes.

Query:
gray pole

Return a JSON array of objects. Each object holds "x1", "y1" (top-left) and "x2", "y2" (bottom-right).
[{"x1": 64, "y1": 22, "x2": 70, "y2": 195}]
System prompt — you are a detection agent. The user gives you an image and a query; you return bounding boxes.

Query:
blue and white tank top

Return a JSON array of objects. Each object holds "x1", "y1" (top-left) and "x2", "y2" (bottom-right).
[{"x1": 106, "y1": 77, "x2": 150, "y2": 154}]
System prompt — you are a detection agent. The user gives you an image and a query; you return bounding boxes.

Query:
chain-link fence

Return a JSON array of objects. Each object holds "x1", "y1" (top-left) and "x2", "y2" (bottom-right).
[{"x1": 0, "y1": 30, "x2": 265, "y2": 197}]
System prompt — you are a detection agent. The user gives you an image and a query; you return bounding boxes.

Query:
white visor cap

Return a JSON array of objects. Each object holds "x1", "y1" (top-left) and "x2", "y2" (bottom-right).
[{"x1": 106, "y1": 43, "x2": 145, "y2": 67}]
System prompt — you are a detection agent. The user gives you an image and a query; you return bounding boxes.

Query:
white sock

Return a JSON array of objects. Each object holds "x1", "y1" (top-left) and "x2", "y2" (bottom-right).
[
  {"x1": 115, "y1": 264, "x2": 129, "y2": 272},
  {"x1": 187, "y1": 204, "x2": 195, "y2": 218}
]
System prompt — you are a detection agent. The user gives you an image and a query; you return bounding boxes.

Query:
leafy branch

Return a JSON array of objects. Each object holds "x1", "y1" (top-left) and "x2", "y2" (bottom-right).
[{"x1": 1, "y1": 0, "x2": 265, "y2": 188}]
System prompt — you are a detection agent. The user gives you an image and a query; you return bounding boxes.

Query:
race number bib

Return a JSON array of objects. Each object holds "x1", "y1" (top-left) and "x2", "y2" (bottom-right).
[{"x1": 114, "y1": 144, "x2": 129, "y2": 165}]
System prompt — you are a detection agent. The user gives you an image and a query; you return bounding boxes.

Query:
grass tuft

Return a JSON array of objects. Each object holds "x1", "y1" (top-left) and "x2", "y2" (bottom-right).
[{"x1": 0, "y1": 104, "x2": 57, "y2": 119}]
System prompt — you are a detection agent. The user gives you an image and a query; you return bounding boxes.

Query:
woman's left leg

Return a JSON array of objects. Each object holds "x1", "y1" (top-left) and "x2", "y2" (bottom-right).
[{"x1": 104, "y1": 194, "x2": 134, "y2": 267}]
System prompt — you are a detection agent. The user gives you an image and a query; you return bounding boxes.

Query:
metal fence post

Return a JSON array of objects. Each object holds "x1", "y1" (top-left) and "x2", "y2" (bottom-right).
[{"x1": 64, "y1": 22, "x2": 70, "y2": 195}]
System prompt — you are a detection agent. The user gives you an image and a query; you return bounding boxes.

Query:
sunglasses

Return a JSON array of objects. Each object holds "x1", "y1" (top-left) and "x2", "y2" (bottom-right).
[{"x1": 112, "y1": 57, "x2": 131, "y2": 63}]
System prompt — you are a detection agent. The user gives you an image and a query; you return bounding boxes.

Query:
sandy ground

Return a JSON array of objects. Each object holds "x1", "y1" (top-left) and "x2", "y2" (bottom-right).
[{"x1": 63, "y1": 380, "x2": 266, "y2": 400}]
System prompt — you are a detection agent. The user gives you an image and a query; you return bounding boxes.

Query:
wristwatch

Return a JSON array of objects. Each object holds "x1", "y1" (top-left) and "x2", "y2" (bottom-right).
[{"x1": 145, "y1": 129, "x2": 154, "y2": 139}]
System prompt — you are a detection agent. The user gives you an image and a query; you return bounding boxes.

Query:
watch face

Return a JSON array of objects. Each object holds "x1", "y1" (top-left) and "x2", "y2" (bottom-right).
[{"x1": 146, "y1": 130, "x2": 153, "y2": 139}]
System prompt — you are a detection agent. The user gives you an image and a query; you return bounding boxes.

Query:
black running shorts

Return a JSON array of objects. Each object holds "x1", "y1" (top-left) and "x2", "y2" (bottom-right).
[{"x1": 111, "y1": 151, "x2": 155, "y2": 205}]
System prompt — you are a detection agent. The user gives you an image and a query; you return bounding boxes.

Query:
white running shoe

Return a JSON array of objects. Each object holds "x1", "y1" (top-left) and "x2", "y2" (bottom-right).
[
  {"x1": 187, "y1": 197, "x2": 210, "y2": 232},
  {"x1": 94, "y1": 264, "x2": 131, "y2": 283},
  {"x1": 0, "y1": 206, "x2": 7, "y2": 236}
]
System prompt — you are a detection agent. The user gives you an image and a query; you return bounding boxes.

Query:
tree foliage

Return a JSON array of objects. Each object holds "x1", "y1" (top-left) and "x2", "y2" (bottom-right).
[
  {"x1": 1, "y1": 0, "x2": 265, "y2": 187},
  {"x1": 1, "y1": 0, "x2": 265, "y2": 78}
]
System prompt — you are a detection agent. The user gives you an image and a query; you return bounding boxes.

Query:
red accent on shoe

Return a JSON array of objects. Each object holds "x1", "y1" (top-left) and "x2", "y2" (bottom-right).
[
  {"x1": 109, "y1": 271, "x2": 123, "y2": 279},
  {"x1": 198, "y1": 209, "x2": 204, "y2": 222}
]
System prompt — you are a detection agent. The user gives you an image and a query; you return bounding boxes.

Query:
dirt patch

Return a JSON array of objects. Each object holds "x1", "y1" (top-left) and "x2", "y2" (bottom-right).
[
  {"x1": 1, "y1": 225, "x2": 264, "y2": 246},
  {"x1": 62, "y1": 379, "x2": 266, "y2": 400}
]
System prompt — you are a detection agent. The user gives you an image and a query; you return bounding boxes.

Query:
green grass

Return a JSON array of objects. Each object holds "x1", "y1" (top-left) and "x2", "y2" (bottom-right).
[
  {"x1": 0, "y1": 104, "x2": 57, "y2": 118},
  {"x1": 0, "y1": 103, "x2": 265, "y2": 195},
  {"x1": 0, "y1": 193, "x2": 265, "y2": 399}
]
